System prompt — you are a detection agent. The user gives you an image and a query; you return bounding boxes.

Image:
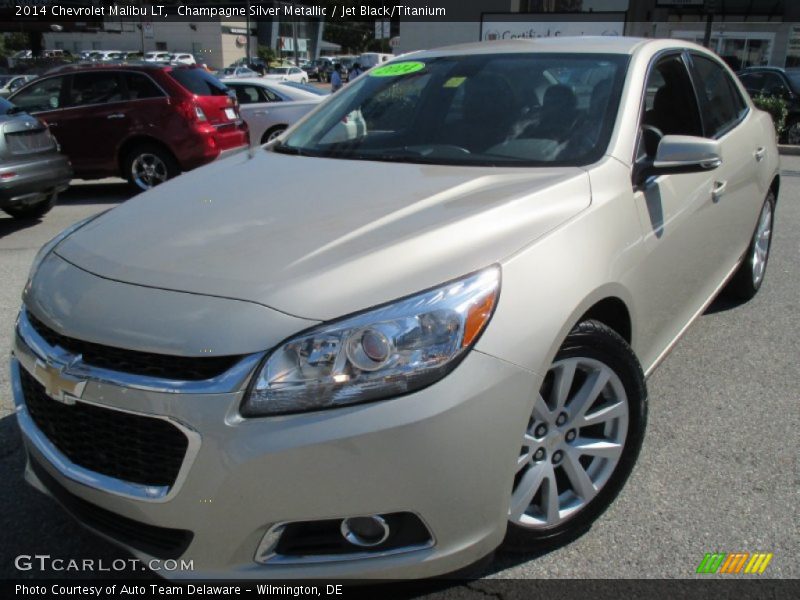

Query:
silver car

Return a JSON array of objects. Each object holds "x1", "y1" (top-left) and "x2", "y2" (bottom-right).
[{"x1": 12, "y1": 38, "x2": 779, "y2": 578}]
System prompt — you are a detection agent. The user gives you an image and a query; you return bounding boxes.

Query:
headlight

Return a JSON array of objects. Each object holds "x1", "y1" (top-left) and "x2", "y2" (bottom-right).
[
  {"x1": 242, "y1": 266, "x2": 501, "y2": 417},
  {"x1": 25, "y1": 211, "x2": 108, "y2": 293}
]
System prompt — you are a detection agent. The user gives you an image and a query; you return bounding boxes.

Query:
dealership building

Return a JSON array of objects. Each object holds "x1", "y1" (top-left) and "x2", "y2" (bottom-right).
[{"x1": 399, "y1": 0, "x2": 800, "y2": 69}]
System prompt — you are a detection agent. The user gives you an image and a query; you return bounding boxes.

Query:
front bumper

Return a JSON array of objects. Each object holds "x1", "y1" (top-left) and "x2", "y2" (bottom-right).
[{"x1": 12, "y1": 309, "x2": 539, "y2": 579}]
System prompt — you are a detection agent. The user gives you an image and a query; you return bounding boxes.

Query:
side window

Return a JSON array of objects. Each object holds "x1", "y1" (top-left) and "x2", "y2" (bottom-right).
[
  {"x1": 231, "y1": 85, "x2": 259, "y2": 104},
  {"x1": 760, "y1": 72, "x2": 789, "y2": 98},
  {"x1": 124, "y1": 73, "x2": 164, "y2": 100},
  {"x1": 739, "y1": 72, "x2": 765, "y2": 96},
  {"x1": 261, "y1": 88, "x2": 282, "y2": 102},
  {"x1": 10, "y1": 76, "x2": 65, "y2": 112},
  {"x1": 690, "y1": 54, "x2": 748, "y2": 138},
  {"x1": 639, "y1": 54, "x2": 703, "y2": 158},
  {"x1": 68, "y1": 72, "x2": 125, "y2": 107}
]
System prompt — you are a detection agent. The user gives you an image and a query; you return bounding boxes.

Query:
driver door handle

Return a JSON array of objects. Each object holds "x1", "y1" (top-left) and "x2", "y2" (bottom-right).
[
  {"x1": 106, "y1": 113, "x2": 126, "y2": 120},
  {"x1": 755, "y1": 147, "x2": 766, "y2": 161},
  {"x1": 712, "y1": 180, "x2": 727, "y2": 199}
]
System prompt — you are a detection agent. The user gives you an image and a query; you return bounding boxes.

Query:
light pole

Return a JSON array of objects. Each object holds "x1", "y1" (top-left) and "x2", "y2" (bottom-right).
[{"x1": 246, "y1": 0, "x2": 252, "y2": 60}]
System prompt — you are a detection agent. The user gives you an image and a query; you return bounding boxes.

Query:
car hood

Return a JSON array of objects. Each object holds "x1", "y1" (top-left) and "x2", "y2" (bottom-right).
[{"x1": 56, "y1": 150, "x2": 591, "y2": 321}]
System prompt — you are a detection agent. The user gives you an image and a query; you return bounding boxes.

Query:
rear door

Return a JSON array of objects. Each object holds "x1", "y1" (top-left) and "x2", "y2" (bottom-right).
[
  {"x1": 226, "y1": 82, "x2": 283, "y2": 143},
  {"x1": 688, "y1": 52, "x2": 763, "y2": 279}
]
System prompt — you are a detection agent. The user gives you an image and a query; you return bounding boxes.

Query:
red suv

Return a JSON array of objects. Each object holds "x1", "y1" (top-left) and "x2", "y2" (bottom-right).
[{"x1": 9, "y1": 64, "x2": 249, "y2": 190}]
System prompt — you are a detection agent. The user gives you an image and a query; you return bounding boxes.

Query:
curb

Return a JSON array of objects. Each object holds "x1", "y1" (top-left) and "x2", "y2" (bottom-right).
[{"x1": 778, "y1": 145, "x2": 800, "y2": 156}]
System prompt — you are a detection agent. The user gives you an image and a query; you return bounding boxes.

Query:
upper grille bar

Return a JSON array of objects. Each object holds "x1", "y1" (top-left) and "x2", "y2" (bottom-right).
[{"x1": 16, "y1": 309, "x2": 263, "y2": 395}]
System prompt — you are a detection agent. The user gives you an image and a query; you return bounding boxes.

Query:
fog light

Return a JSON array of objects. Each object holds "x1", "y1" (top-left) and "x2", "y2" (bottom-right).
[{"x1": 340, "y1": 515, "x2": 390, "y2": 547}]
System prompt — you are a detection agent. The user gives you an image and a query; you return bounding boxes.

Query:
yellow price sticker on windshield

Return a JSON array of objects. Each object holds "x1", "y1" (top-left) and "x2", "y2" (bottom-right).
[
  {"x1": 370, "y1": 61, "x2": 426, "y2": 77},
  {"x1": 444, "y1": 77, "x2": 466, "y2": 88}
]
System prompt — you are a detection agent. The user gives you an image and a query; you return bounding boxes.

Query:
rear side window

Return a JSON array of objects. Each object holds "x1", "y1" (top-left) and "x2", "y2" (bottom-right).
[
  {"x1": 690, "y1": 54, "x2": 748, "y2": 138},
  {"x1": 124, "y1": 73, "x2": 164, "y2": 99},
  {"x1": 67, "y1": 72, "x2": 125, "y2": 107},
  {"x1": 169, "y1": 68, "x2": 228, "y2": 96}
]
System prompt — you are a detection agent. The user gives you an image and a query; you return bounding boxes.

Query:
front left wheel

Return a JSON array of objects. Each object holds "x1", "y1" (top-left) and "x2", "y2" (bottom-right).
[{"x1": 503, "y1": 320, "x2": 647, "y2": 552}]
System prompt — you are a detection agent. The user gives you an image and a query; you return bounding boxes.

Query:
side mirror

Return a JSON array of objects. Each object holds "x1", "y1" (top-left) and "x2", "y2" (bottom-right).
[{"x1": 635, "y1": 135, "x2": 721, "y2": 186}]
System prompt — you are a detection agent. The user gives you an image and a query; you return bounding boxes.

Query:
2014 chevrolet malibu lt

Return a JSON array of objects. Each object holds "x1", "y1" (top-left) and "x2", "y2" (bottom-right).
[{"x1": 11, "y1": 38, "x2": 779, "y2": 578}]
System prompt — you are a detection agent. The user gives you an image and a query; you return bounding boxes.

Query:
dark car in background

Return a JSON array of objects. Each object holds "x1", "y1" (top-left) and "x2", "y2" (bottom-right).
[
  {"x1": 0, "y1": 97, "x2": 72, "y2": 219},
  {"x1": 9, "y1": 64, "x2": 248, "y2": 190},
  {"x1": 738, "y1": 66, "x2": 800, "y2": 144}
]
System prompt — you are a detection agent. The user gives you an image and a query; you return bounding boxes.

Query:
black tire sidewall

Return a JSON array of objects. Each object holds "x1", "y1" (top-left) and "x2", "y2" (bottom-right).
[
  {"x1": 2, "y1": 193, "x2": 57, "y2": 219},
  {"x1": 728, "y1": 191, "x2": 776, "y2": 300},
  {"x1": 503, "y1": 320, "x2": 648, "y2": 551}
]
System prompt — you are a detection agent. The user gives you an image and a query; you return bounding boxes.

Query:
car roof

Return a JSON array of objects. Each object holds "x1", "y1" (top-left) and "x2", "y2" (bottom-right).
[
  {"x1": 43, "y1": 63, "x2": 195, "y2": 75},
  {"x1": 404, "y1": 36, "x2": 701, "y2": 59}
]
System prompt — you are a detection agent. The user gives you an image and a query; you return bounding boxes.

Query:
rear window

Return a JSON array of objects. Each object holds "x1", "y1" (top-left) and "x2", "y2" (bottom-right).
[{"x1": 168, "y1": 68, "x2": 227, "y2": 96}]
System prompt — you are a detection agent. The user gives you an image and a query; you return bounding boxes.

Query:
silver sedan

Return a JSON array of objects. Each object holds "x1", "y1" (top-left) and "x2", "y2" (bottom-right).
[{"x1": 12, "y1": 37, "x2": 779, "y2": 579}]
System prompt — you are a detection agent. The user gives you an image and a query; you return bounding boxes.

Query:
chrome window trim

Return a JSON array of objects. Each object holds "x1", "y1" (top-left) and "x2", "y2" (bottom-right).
[
  {"x1": 11, "y1": 357, "x2": 201, "y2": 503},
  {"x1": 15, "y1": 308, "x2": 263, "y2": 395},
  {"x1": 254, "y1": 517, "x2": 436, "y2": 565}
]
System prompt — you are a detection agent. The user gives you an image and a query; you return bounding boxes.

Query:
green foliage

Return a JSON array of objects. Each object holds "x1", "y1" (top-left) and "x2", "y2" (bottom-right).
[
  {"x1": 753, "y1": 94, "x2": 788, "y2": 136},
  {"x1": 4, "y1": 32, "x2": 30, "y2": 53},
  {"x1": 256, "y1": 45, "x2": 275, "y2": 64}
]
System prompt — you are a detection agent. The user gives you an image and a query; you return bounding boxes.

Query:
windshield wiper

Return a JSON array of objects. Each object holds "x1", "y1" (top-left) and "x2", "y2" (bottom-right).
[{"x1": 272, "y1": 143, "x2": 309, "y2": 156}]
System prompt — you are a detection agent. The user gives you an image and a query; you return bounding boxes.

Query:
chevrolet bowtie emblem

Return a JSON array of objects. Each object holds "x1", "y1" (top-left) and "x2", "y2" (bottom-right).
[{"x1": 33, "y1": 357, "x2": 87, "y2": 406}]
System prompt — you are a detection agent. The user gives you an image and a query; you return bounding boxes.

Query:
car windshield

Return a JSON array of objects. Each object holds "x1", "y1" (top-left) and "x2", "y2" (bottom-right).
[
  {"x1": 278, "y1": 53, "x2": 628, "y2": 167},
  {"x1": 784, "y1": 70, "x2": 800, "y2": 93}
]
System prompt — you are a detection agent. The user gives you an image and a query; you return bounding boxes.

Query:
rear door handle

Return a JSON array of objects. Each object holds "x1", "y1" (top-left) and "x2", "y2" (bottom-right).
[
  {"x1": 755, "y1": 147, "x2": 766, "y2": 161},
  {"x1": 712, "y1": 180, "x2": 727, "y2": 199},
  {"x1": 106, "y1": 113, "x2": 126, "y2": 120}
]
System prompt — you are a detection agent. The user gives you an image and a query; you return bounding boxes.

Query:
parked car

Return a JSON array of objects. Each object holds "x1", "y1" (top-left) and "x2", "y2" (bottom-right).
[
  {"x1": 300, "y1": 61, "x2": 320, "y2": 80},
  {"x1": 0, "y1": 97, "x2": 72, "y2": 219},
  {"x1": 263, "y1": 66, "x2": 308, "y2": 84},
  {"x1": 9, "y1": 64, "x2": 248, "y2": 190},
  {"x1": 220, "y1": 66, "x2": 259, "y2": 79},
  {"x1": 0, "y1": 75, "x2": 38, "y2": 98},
  {"x1": 357, "y1": 52, "x2": 393, "y2": 69},
  {"x1": 170, "y1": 53, "x2": 196, "y2": 66},
  {"x1": 738, "y1": 66, "x2": 800, "y2": 144},
  {"x1": 12, "y1": 38, "x2": 778, "y2": 579},
  {"x1": 144, "y1": 51, "x2": 171, "y2": 63},
  {"x1": 222, "y1": 77, "x2": 324, "y2": 143},
  {"x1": 313, "y1": 57, "x2": 337, "y2": 82}
]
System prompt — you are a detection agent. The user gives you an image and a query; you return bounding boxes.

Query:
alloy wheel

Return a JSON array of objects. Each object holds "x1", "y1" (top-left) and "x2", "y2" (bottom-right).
[
  {"x1": 131, "y1": 153, "x2": 169, "y2": 190},
  {"x1": 752, "y1": 199, "x2": 773, "y2": 287},
  {"x1": 510, "y1": 357, "x2": 629, "y2": 528}
]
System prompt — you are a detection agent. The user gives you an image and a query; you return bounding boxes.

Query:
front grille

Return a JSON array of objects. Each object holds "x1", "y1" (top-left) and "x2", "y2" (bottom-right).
[
  {"x1": 20, "y1": 368, "x2": 188, "y2": 488},
  {"x1": 30, "y1": 457, "x2": 193, "y2": 559},
  {"x1": 27, "y1": 311, "x2": 243, "y2": 381},
  {"x1": 5, "y1": 129, "x2": 55, "y2": 155}
]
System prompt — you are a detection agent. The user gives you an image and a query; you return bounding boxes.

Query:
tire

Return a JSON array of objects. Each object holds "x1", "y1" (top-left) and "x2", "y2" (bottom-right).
[
  {"x1": 122, "y1": 143, "x2": 178, "y2": 192},
  {"x1": 725, "y1": 191, "x2": 775, "y2": 301},
  {"x1": 503, "y1": 319, "x2": 647, "y2": 553},
  {"x1": 2, "y1": 192, "x2": 57, "y2": 220},
  {"x1": 261, "y1": 125, "x2": 287, "y2": 144}
]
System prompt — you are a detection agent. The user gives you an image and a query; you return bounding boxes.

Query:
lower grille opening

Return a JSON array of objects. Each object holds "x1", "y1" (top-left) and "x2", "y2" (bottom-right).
[
  {"x1": 20, "y1": 368, "x2": 188, "y2": 488},
  {"x1": 30, "y1": 457, "x2": 193, "y2": 559},
  {"x1": 275, "y1": 512, "x2": 432, "y2": 557}
]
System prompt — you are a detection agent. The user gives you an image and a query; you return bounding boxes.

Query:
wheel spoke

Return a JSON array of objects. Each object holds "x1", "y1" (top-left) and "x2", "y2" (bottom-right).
[
  {"x1": 571, "y1": 438, "x2": 623, "y2": 460},
  {"x1": 568, "y1": 367, "x2": 610, "y2": 420},
  {"x1": 577, "y1": 400, "x2": 626, "y2": 428},
  {"x1": 562, "y1": 450, "x2": 597, "y2": 501},
  {"x1": 532, "y1": 392, "x2": 553, "y2": 423},
  {"x1": 543, "y1": 471, "x2": 561, "y2": 524},
  {"x1": 551, "y1": 360, "x2": 577, "y2": 411},
  {"x1": 510, "y1": 464, "x2": 547, "y2": 520}
]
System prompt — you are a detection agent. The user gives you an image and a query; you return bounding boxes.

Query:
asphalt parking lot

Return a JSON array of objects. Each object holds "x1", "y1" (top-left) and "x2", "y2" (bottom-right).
[{"x1": 0, "y1": 161, "x2": 797, "y2": 583}]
